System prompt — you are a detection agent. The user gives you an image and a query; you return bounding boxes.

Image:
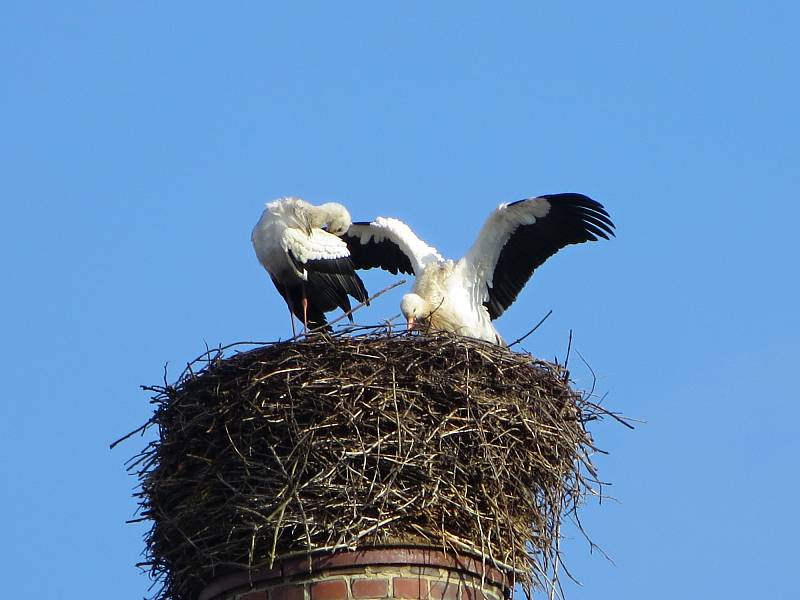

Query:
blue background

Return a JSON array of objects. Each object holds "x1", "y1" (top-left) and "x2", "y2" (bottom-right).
[{"x1": 2, "y1": 2, "x2": 798, "y2": 598}]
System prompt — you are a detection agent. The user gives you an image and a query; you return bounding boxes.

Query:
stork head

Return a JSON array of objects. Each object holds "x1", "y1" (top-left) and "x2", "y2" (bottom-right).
[
  {"x1": 400, "y1": 293, "x2": 431, "y2": 331},
  {"x1": 313, "y1": 202, "x2": 352, "y2": 236}
]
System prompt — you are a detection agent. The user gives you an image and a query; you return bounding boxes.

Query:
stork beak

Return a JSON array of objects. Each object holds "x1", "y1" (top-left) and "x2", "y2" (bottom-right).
[{"x1": 406, "y1": 316, "x2": 416, "y2": 331}]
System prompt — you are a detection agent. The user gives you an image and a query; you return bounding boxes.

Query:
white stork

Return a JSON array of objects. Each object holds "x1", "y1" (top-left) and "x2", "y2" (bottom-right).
[
  {"x1": 342, "y1": 193, "x2": 615, "y2": 345},
  {"x1": 252, "y1": 197, "x2": 369, "y2": 334}
]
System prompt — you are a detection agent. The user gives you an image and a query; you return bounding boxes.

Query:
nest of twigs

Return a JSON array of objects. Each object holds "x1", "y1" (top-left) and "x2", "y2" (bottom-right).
[{"x1": 124, "y1": 330, "x2": 611, "y2": 600}]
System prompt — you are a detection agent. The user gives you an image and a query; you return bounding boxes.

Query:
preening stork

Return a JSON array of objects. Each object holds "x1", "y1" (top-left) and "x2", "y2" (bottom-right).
[
  {"x1": 343, "y1": 193, "x2": 615, "y2": 345},
  {"x1": 252, "y1": 197, "x2": 369, "y2": 334}
]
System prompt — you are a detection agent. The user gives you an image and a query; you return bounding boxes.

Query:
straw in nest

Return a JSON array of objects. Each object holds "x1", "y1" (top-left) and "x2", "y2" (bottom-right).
[{"x1": 120, "y1": 330, "x2": 616, "y2": 600}]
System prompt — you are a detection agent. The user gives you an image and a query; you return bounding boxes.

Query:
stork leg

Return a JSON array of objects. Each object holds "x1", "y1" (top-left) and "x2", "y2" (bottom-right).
[
  {"x1": 287, "y1": 303, "x2": 297, "y2": 337},
  {"x1": 302, "y1": 292, "x2": 309, "y2": 334}
]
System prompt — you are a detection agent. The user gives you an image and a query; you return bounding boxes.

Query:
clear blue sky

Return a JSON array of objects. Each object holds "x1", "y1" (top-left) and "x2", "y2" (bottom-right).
[{"x1": 2, "y1": 2, "x2": 798, "y2": 598}]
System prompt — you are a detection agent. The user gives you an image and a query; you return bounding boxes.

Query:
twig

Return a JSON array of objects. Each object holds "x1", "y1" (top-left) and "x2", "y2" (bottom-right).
[
  {"x1": 296, "y1": 279, "x2": 407, "y2": 339},
  {"x1": 508, "y1": 310, "x2": 553, "y2": 348},
  {"x1": 109, "y1": 420, "x2": 153, "y2": 450},
  {"x1": 562, "y1": 329, "x2": 573, "y2": 374}
]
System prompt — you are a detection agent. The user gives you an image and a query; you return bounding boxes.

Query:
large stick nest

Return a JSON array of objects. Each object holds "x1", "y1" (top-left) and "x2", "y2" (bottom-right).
[{"x1": 126, "y1": 331, "x2": 609, "y2": 600}]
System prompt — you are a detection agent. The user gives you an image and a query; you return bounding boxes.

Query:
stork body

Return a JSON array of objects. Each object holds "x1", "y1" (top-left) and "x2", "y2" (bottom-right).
[
  {"x1": 403, "y1": 260, "x2": 504, "y2": 343},
  {"x1": 343, "y1": 193, "x2": 615, "y2": 345},
  {"x1": 252, "y1": 197, "x2": 368, "y2": 333}
]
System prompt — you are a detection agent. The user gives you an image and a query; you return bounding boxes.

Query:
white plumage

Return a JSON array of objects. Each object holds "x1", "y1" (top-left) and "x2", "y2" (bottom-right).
[
  {"x1": 343, "y1": 193, "x2": 615, "y2": 345},
  {"x1": 252, "y1": 197, "x2": 368, "y2": 333}
]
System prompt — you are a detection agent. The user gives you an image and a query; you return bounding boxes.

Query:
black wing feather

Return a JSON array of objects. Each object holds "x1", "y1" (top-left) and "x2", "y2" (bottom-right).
[
  {"x1": 270, "y1": 275, "x2": 330, "y2": 330},
  {"x1": 342, "y1": 224, "x2": 415, "y2": 275},
  {"x1": 484, "y1": 193, "x2": 615, "y2": 320},
  {"x1": 283, "y1": 249, "x2": 370, "y2": 327}
]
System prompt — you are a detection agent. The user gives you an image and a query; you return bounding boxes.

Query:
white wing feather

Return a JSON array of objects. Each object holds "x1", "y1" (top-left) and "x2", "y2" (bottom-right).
[
  {"x1": 282, "y1": 228, "x2": 351, "y2": 264},
  {"x1": 350, "y1": 217, "x2": 443, "y2": 275},
  {"x1": 457, "y1": 198, "x2": 551, "y2": 304}
]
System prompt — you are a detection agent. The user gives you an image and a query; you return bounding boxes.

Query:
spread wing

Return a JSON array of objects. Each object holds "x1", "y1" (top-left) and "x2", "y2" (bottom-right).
[
  {"x1": 459, "y1": 193, "x2": 615, "y2": 320},
  {"x1": 342, "y1": 217, "x2": 443, "y2": 276}
]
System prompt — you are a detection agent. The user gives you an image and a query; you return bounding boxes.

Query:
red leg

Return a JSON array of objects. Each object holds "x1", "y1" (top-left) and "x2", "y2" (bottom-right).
[
  {"x1": 302, "y1": 291, "x2": 309, "y2": 333},
  {"x1": 287, "y1": 303, "x2": 297, "y2": 337}
]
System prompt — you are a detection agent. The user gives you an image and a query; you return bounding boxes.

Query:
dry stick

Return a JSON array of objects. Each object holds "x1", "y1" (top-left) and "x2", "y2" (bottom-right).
[
  {"x1": 562, "y1": 329, "x2": 573, "y2": 373},
  {"x1": 168, "y1": 340, "x2": 275, "y2": 384},
  {"x1": 322, "y1": 278, "x2": 406, "y2": 330},
  {"x1": 507, "y1": 309, "x2": 553, "y2": 348},
  {"x1": 110, "y1": 420, "x2": 153, "y2": 449},
  {"x1": 584, "y1": 400, "x2": 637, "y2": 430},
  {"x1": 547, "y1": 484, "x2": 564, "y2": 600},
  {"x1": 571, "y1": 506, "x2": 615, "y2": 565},
  {"x1": 575, "y1": 349, "x2": 596, "y2": 399},
  {"x1": 294, "y1": 279, "x2": 407, "y2": 341},
  {"x1": 336, "y1": 316, "x2": 403, "y2": 338}
]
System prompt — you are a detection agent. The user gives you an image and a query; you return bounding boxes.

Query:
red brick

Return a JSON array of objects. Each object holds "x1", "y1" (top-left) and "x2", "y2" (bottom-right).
[
  {"x1": 240, "y1": 592, "x2": 268, "y2": 600},
  {"x1": 311, "y1": 579, "x2": 349, "y2": 600},
  {"x1": 393, "y1": 577, "x2": 428, "y2": 599},
  {"x1": 352, "y1": 578, "x2": 389, "y2": 598},
  {"x1": 270, "y1": 584, "x2": 305, "y2": 600},
  {"x1": 430, "y1": 581, "x2": 459, "y2": 600},
  {"x1": 461, "y1": 586, "x2": 493, "y2": 600}
]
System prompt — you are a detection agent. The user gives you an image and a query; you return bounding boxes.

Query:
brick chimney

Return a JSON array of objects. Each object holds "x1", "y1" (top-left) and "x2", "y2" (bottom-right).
[{"x1": 199, "y1": 547, "x2": 512, "y2": 600}]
